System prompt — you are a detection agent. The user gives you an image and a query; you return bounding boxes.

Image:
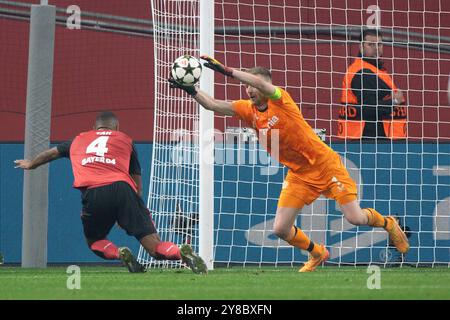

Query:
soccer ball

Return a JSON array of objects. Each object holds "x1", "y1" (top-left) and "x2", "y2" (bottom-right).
[{"x1": 171, "y1": 55, "x2": 202, "y2": 86}]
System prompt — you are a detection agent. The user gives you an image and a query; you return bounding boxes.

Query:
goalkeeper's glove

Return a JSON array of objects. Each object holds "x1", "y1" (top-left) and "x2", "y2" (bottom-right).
[
  {"x1": 200, "y1": 54, "x2": 234, "y2": 77},
  {"x1": 168, "y1": 77, "x2": 198, "y2": 97}
]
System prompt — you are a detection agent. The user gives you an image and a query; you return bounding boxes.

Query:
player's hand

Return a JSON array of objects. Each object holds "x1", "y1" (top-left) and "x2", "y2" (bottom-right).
[
  {"x1": 392, "y1": 90, "x2": 405, "y2": 105},
  {"x1": 168, "y1": 76, "x2": 198, "y2": 96},
  {"x1": 200, "y1": 54, "x2": 234, "y2": 77},
  {"x1": 14, "y1": 159, "x2": 33, "y2": 170}
]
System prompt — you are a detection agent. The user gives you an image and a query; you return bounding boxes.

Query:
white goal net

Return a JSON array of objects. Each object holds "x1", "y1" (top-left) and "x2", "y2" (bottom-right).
[{"x1": 139, "y1": 0, "x2": 450, "y2": 269}]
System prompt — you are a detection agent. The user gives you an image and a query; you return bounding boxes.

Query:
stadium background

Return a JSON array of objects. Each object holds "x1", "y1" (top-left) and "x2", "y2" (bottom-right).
[{"x1": 0, "y1": 0, "x2": 449, "y2": 263}]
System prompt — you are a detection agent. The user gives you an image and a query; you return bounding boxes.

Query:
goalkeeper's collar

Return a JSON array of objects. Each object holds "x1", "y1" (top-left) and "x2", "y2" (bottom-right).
[{"x1": 256, "y1": 103, "x2": 268, "y2": 112}]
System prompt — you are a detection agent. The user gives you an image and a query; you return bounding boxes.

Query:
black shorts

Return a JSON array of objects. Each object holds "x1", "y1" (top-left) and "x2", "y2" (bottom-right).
[{"x1": 80, "y1": 181, "x2": 157, "y2": 241}]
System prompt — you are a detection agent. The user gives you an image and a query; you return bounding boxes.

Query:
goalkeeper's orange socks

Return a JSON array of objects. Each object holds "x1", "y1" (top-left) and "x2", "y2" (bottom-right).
[
  {"x1": 90, "y1": 239, "x2": 120, "y2": 260},
  {"x1": 364, "y1": 208, "x2": 388, "y2": 228},
  {"x1": 287, "y1": 226, "x2": 322, "y2": 257},
  {"x1": 154, "y1": 241, "x2": 182, "y2": 260}
]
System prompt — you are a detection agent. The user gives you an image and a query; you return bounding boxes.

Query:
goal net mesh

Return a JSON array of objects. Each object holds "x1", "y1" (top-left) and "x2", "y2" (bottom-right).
[{"x1": 139, "y1": 0, "x2": 450, "y2": 268}]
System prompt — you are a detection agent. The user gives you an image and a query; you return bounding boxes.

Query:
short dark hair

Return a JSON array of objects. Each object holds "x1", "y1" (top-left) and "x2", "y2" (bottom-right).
[
  {"x1": 95, "y1": 111, "x2": 119, "y2": 130},
  {"x1": 246, "y1": 67, "x2": 272, "y2": 80},
  {"x1": 360, "y1": 28, "x2": 382, "y2": 42}
]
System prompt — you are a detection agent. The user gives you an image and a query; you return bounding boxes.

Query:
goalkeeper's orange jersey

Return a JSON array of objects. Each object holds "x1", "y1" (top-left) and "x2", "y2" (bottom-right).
[{"x1": 232, "y1": 87, "x2": 334, "y2": 173}]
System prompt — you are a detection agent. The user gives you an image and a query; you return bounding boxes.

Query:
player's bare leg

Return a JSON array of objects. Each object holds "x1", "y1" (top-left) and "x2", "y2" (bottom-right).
[
  {"x1": 140, "y1": 233, "x2": 181, "y2": 259},
  {"x1": 273, "y1": 207, "x2": 329, "y2": 272},
  {"x1": 340, "y1": 200, "x2": 410, "y2": 253}
]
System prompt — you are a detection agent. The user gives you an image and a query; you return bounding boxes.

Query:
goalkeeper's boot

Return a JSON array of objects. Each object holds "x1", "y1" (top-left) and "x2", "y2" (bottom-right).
[
  {"x1": 119, "y1": 247, "x2": 145, "y2": 273},
  {"x1": 384, "y1": 217, "x2": 410, "y2": 254},
  {"x1": 299, "y1": 244, "x2": 329, "y2": 273},
  {"x1": 180, "y1": 244, "x2": 208, "y2": 274}
]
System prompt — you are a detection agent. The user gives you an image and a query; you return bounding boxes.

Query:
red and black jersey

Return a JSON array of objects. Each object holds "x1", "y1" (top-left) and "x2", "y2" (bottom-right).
[{"x1": 56, "y1": 130, "x2": 140, "y2": 192}]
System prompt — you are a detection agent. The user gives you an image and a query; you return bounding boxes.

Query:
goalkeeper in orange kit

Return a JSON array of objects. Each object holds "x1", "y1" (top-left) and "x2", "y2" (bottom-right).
[{"x1": 169, "y1": 55, "x2": 409, "y2": 272}]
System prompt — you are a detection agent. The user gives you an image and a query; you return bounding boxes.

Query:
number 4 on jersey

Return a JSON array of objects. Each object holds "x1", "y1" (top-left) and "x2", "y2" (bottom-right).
[{"x1": 86, "y1": 136, "x2": 109, "y2": 157}]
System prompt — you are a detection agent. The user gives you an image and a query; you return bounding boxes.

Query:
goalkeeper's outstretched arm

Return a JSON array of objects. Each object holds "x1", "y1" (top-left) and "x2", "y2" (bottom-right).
[
  {"x1": 201, "y1": 54, "x2": 277, "y2": 97},
  {"x1": 168, "y1": 77, "x2": 235, "y2": 116},
  {"x1": 170, "y1": 54, "x2": 279, "y2": 116},
  {"x1": 193, "y1": 90, "x2": 235, "y2": 116},
  {"x1": 230, "y1": 69, "x2": 277, "y2": 97}
]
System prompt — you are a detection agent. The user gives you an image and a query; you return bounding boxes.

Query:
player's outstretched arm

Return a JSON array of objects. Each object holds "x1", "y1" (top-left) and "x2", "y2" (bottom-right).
[
  {"x1": 193, "y1": 90, "x2": 235, "y2": 116},
  {"x1": 14, "y1": 147, "x2": 61, "y2": 170},
  {"x1": 168, "y1": 77, "x2": 235, "y2": 116},
  {"x1": 200, "y1": 54, "x2": 277, "y2": 98}
]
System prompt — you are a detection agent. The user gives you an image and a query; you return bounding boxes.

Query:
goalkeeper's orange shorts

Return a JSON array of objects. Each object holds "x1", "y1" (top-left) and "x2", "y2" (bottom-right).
[{"x1": 278, "y1": 151, "x2": 357, "y2": 209}]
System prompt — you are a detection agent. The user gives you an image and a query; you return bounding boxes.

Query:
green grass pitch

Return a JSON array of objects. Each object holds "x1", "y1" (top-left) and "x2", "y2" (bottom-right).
[{"x1": 0, "y1": 265, "x2": 449, "y2": 300}]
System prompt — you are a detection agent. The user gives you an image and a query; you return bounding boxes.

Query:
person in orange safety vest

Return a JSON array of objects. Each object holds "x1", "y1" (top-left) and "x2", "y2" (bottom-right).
[{"x1": 339, "y1": 28, "x2": 407, "y2": 140}]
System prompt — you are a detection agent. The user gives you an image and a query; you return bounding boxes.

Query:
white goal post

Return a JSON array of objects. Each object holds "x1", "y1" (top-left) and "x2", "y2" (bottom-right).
[{"x1": 138, "y1": 0, "x2": 216, "y2": 270}]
